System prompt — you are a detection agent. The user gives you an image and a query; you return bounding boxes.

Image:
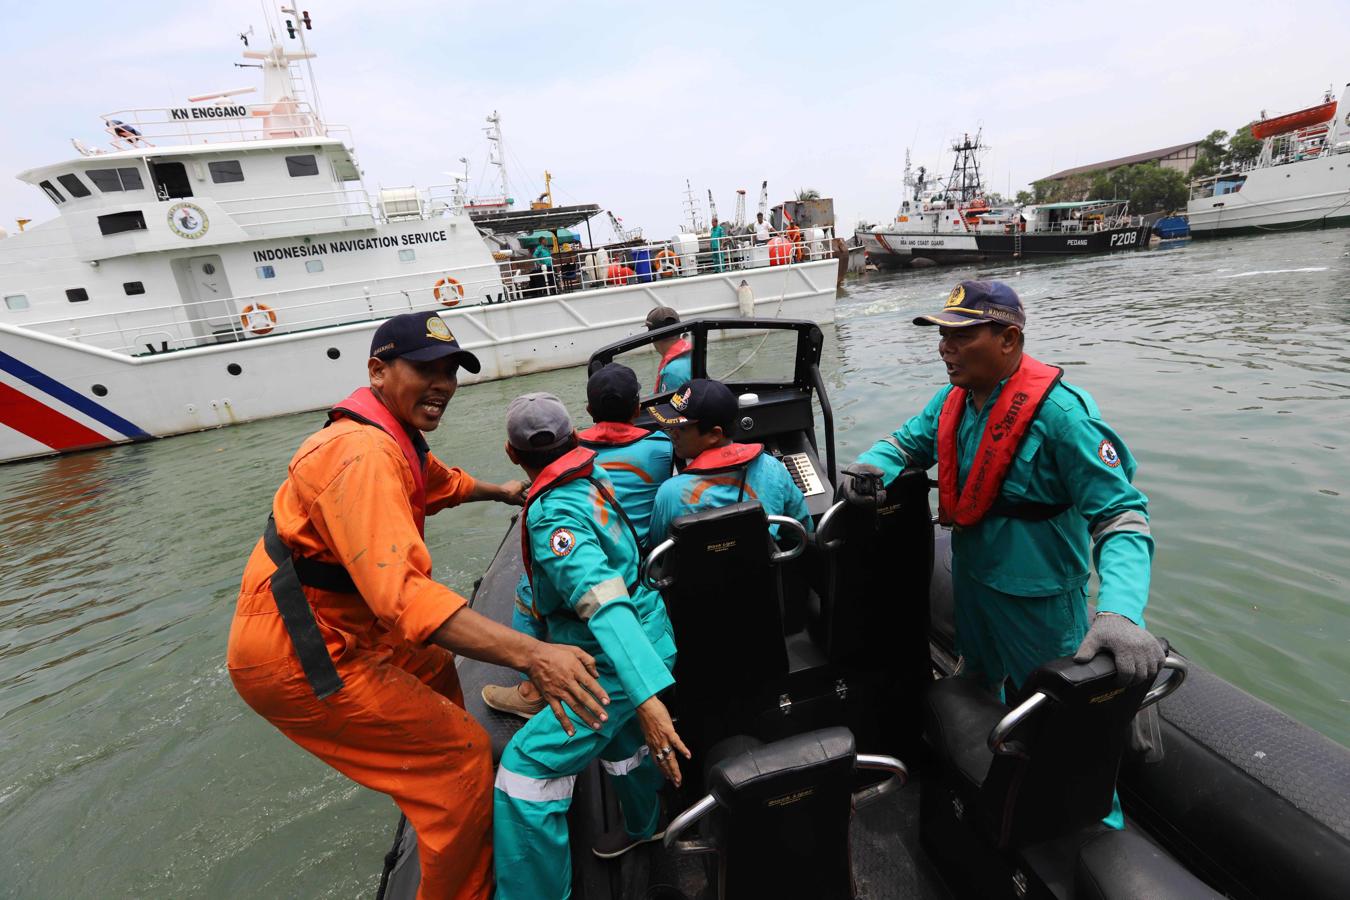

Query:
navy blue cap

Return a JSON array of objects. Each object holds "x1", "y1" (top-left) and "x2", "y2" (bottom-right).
[
  {"x1": 914, "y1": 280, "x2": 1026, "y2": 329},
  {"x1": 369, "y1": 312, "x2": 481, "y2": 373},
  {"x1": 587, "y1": 363, "x2": 641, "y2": 422},
  {"x1": 647, "y1": 378, "x2": 737, "y2": 432}
]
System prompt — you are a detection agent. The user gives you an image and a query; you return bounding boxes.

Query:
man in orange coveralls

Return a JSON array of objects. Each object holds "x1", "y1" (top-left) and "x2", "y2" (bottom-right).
[{"x1": 227, "y1": 312, "x2": 612, "y2": 899}]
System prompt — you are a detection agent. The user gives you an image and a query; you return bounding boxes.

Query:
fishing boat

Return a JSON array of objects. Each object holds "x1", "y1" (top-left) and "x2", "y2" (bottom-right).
[
  {"x1": 376, "y1": 317, "x2": 1350, "y2": 900},
  {"x1": 0, "y1": 11, "x2": 838, "y2": 465},
  {"x1": 1187, "y1": 83, "x2": 1350, "y2": 236},
  {"x1": 857, "y1": 135, "x2": 1151, "y2": 269}
]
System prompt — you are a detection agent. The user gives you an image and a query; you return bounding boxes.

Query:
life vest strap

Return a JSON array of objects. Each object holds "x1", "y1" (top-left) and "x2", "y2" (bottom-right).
[{"x1": 262, "y1": 515, "x2": 344, "y2": 699}]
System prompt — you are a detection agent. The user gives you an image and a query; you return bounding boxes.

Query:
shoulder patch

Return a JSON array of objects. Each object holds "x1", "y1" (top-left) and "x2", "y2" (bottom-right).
[
  {"x1": 1097, "y1": 439, "x2": 1121, "y2": 468},
  {"x1": 549, "y1": 527, "x2": 577, "y2": 557}
]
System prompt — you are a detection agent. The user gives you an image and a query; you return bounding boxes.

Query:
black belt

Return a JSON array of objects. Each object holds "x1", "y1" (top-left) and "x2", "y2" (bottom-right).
[{"x1": 261, "y1": 515, "x2": 349, "y2": 699}]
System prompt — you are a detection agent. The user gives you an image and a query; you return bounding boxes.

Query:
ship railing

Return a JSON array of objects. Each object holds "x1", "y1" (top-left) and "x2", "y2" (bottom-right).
[
  {"x1": 217, "y1": 187, "x2": 376, "y2": 235},
  {"x1": 32, "y1": 261, "x2": 509, "y2": 355},
  {"x1": 98, "y1": 103, "x2": 352, "y2": 150},
  {"x1": 27, "y1": 226, "x2": 836, "y2": 356}
]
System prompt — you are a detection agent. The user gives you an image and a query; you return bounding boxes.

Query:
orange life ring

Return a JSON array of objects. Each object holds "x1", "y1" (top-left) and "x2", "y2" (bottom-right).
[
  {"x1": 654, "y1": 248, "x2": 679, "y2": 277},
  {"x1": 434, "y1": 276, "x2": 464, "y2": 307},
  {"x1": 241, "y1": 303, "x2": 277, "y2": 336}
]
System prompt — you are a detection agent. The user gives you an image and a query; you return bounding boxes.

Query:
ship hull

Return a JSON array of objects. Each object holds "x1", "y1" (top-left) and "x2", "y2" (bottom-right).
[
  {"x1": 1187, "y1": 152, "x2": 1350, "y2": 236},
  {"x1": 855, "y1": 224, "x2": 1150, "y2": 267}
]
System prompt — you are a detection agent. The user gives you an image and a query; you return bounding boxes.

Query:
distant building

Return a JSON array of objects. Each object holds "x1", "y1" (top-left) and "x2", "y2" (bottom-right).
[{"x1": 1038, "y1": 140, "x2": 1203, "y2": 185}]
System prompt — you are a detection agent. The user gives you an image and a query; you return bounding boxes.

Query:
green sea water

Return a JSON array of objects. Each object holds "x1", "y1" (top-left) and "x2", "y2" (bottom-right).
[{"x1": 1, "y1": 230, "x2": 1346, "y2": 896}]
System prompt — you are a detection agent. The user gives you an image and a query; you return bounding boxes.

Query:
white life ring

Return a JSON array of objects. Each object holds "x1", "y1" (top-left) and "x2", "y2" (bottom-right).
[
  {"x1": 434, "y1": 276, "x2": 464, "y2": 307},
  {"x1": 241, "y1": 303, "x2": 277, "y2": 335}
]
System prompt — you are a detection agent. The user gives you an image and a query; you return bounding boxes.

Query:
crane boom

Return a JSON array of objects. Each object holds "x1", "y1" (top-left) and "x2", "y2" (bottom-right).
[{"x1": 757, "y1": 180, "x2": 769, "y2": 218}]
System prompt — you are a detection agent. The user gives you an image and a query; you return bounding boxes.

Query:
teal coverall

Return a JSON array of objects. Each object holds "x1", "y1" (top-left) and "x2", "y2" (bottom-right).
[
  {"x1": 494, "y1": 468, "x2": 676, "y2": 899},
  {"x1": 649, "y1": 447, "x2": 813, "y2": 542},
  {"x1": 858, "y1": 377, "x2": 1153, "y2": 830},
  {"x1": 510, "y1": 427, "x2": 675, "y2": 641},
  {"x1": 655, "y1": 351, "x2": 692, "y2": 396},
  {"x1": 710, "y1": 223, "x2": 727, "y2": 272}
]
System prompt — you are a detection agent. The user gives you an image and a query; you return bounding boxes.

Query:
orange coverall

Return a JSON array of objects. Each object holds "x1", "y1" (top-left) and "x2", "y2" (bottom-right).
[{"x1": 227, "y1": 417, "x2": 492, "y2": 899}]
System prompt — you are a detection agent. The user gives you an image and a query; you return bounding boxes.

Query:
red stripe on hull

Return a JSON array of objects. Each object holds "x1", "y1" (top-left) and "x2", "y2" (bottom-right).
[{"x1": 0, "y1": 381, "x2": 111, "y2": 450}]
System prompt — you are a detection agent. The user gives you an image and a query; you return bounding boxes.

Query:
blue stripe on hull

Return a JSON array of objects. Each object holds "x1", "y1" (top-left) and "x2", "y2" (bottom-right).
[{"x1": 0, "y1": 350, "x2": 149, "y2": 439}]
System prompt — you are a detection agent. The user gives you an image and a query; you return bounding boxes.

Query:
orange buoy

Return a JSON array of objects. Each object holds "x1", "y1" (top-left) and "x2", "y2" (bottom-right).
[
  {"x1": 768, "y1": 236, "x2": 792, "y2": 266},
  {"x1": 434, "y1": 276, "x2": 464, "y2": 307},
  {"x1": 240, "y1": 303, "x2": 277, "y2": 335}
]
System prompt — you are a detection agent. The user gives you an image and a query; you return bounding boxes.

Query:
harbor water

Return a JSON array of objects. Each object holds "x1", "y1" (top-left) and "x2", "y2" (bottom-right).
[{"x1": 1, "y1": 230, "x2": 1347, "y2": 897}]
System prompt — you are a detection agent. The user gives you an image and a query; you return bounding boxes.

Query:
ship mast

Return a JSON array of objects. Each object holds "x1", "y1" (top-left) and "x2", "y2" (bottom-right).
[{"x1": 945, "y1": 130, "x2": 985, "y2": 205}]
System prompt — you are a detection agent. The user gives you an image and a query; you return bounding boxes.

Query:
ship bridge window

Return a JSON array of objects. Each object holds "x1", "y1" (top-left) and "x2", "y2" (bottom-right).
[
  {"x1": 57, "y1": 174, "x2": 92, "y2": 198},
  {"x1": 149, "y1": 161, "x2": 192, "y2": 199},
  {"x1": 66, "y1": 288, "x2": 89, "y2": 303},
  {"x1": 98, "y1": 210, "x2": 147, "y2": 235},
  {"x1": 87, "y1": 167, "x2": 145, "y2": 192},
  {"x1": 39, "y1": 180, "x2": 65, "y2": 205},
  {"x1": 123, "y1": 281, "x2": 145, "y2": 296},
  {"x1": 285, "y1": 154, "x2": 319, "y2": 177},
  {"x1": 4, "y1": 294, "x2": 29, "y2": 311},
  {"x1": 209, "y1": 160, "x2": 245, "y2": 184}
]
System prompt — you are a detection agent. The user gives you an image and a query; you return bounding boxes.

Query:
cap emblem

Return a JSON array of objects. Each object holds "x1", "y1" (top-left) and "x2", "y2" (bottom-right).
[
  {"x1": 425, "y1": 317, "x2": 454, "y2": 342},
  {"x1": 670, "y1": 386, "x2": 692, "y2": 412},
  {"x1": 945, "y1": 284, "x2": 965, "y2": 308}
]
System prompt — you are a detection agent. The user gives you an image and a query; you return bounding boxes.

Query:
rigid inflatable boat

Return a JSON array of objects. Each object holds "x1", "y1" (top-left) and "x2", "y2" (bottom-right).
[{"x1": 378, "y1": 318, "x2": 1350, "y2": 900}]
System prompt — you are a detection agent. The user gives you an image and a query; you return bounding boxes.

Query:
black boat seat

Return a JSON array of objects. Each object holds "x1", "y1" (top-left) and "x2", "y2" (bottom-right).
[
  {"x1": 643, "y1": 501, "x2": 811, "y2": 761},
  {"x1": 812, "y1": 469, "x2": 935, "y2": 759},
  {"x1": 1075, "y1": 828, "x2": 1223, "y2": 900},
  {"x1": 645, "y1": 501, "x2": 808, "y2": 690},
  {"x1": 664, "y1": 727, "x2": 908, "y2": 900},
  {"x1": 923, "y1": 653, "x2": 1186, "y2": 848}
]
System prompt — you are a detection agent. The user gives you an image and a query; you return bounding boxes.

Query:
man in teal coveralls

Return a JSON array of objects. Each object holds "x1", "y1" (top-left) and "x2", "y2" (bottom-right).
[
  {"x1": 648, "y1": 378, "x2": 812, "y2": 542},
  {"x1": 840, "y1": 280, "x2": 1164, "y2": 830},
  {"x1": 493, "y1": 393, "x2": 688, "y2": 898},
  {"x1": 481, "y1": 364, "x2": 675, "y2": 719}
]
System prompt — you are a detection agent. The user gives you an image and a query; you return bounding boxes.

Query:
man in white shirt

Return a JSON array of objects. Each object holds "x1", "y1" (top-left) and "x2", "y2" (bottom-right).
[{"x1": 753, "y1": 212, "x2": 772, "y2": 244}]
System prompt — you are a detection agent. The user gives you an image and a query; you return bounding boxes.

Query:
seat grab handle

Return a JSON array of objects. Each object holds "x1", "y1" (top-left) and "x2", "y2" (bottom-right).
[
  {"x1": 852, "y1": 753, "x2": 909, "y2": 809},
  {"x1": 640, "y1": 537, "x2": 677, "y2": 590},
  {"x1": 662, "y1": 793, "x2": 719, "y2": 853},
  {"x1": 766, "y1": 515, "x2": 809, "y2": 563}
]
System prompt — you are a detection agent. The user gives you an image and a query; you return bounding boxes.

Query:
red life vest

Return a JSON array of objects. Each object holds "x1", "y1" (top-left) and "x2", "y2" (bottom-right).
[
  {"x1": 577, "y1": 421, "x2": 651, "y2": 448},
  {"x1": 519, "y1": 447, "x2": 598, "y2": 592},
  {"x1": 328, "y1": 387, "x2": 427, "y2": 536},
  {"x1": 936, "y1": 356, "x2": 1062, "y2": 528},
  {"x1": 655, "y1": 338, "x2": 692, "y2": 390},
  {"x1": 685, "y1": 442, "x2": 763, "y2": 473}
]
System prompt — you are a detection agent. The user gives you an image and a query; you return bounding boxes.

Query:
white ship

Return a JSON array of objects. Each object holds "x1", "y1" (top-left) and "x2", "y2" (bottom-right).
[
  {"x1": 1187, "y1": 83, "x2": 1350, "y2": 235},
  {"x1": 0, "y1": 13, "x2": 837, "y2": 464},
  {"x1": 857, "y1": 134, "x2": 1149, "y2": 268}
]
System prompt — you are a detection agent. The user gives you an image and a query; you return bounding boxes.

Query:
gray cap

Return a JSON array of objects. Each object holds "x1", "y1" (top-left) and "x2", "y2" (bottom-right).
[
  {"x1": 506, "y1": 392, "x2": 574, "y2": 451},
  {"x1": 646, "y1": 306, "x2": 680, "y2": 330}
]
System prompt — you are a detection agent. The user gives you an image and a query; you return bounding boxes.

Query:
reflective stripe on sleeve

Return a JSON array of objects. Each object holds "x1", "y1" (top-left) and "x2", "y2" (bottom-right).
[
  {"x1": 1091, "y1": 510, "x2": 1151, "y2": 543},
  {"x1": 883, "y1": 435, "x2": 912, "y2": 465},
  {"x1": 574, "y1": 575, "x2": 628, "y2": 621},
  {"x1": 494, "y1": 766, "x2": 577, "y2": 803},
  {"x1": 600, "y1": 744, "x2": 650, "y2": 776}
]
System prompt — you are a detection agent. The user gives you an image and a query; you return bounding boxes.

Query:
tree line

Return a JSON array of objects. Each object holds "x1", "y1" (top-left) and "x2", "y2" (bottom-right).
[{"x1": 1022, "y1": 121, "x2": 1263, "y2": 214}]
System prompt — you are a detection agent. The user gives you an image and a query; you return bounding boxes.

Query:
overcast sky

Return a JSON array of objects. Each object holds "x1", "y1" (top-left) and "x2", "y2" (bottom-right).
[{"x1": 3, "y1": 0, "x2": 1348, "y2": 238}]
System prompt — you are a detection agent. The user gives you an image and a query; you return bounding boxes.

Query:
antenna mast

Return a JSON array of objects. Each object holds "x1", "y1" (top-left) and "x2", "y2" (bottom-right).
[{"x1": 484, "y1": 111, "x2": 511, "y2": 207}]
